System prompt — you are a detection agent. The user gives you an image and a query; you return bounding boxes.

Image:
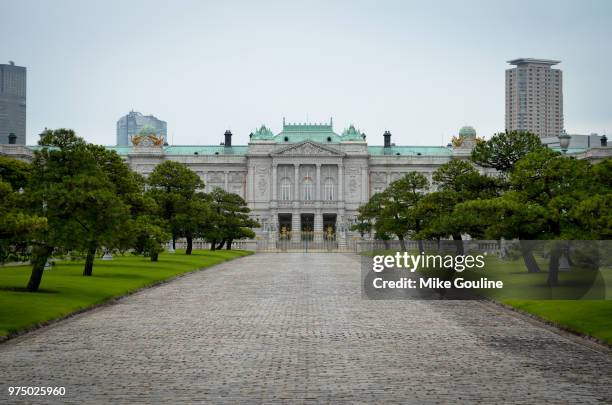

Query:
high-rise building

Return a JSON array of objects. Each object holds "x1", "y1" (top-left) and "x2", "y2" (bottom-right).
[
  {"x1": 116, "y1": 110, "x2": 167, "y2": 146},
  {"x1": 0, "y1": 61, "x2": 26, "y2": 145},
  {"x1": 505, "y1": 58, "x2": 563, "y2": 138}
]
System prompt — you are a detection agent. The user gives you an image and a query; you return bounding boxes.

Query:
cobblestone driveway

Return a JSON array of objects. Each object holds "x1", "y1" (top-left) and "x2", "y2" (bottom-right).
[{"x1": 1, "y1": 253, "x2": 611, "y2": 403}]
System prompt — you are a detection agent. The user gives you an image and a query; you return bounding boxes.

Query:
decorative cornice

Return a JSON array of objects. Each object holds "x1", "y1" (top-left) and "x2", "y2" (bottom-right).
[{"x1": 271, "y1": 140, "x2": 345, "y2": 157}]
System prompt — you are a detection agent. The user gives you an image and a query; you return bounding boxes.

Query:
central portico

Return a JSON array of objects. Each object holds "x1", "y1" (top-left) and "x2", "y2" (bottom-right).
[
  {"x1": 245, "y1": 120, "x2": 372, "y2": 248},
  {"x1": 269, "y1": 140, "x2": 346, "y2": 243}
]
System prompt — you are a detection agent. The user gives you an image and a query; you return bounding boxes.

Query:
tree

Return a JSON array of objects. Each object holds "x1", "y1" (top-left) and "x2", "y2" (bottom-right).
[
  {"x1": 147, "y1": 161, "x2": 204, "y2": 253},
  {"x1": 132, "y1": 215, "x2": 170, "y2": 261},
  {"x1": 417, "y1": 160, "x2": 502, "y2": 254},
  {"x1": 25, "y1": 129, "x2": 132, "y2": 287},
  {"x1": 79, "y1": 145, "x2": 139, "y2": 276},
  {"x1": 174, "y1": 192, "x2": 213, "y2": 254},
  {"x1": 351, "y1": 192, "x2": 392, "y2": 246},
  {"x1": 470, "y1": 130, "x2": 546, "y2": 173},
  {"x1": 511, "y1": 149, "x2": 594, "y2": 285},
  {"x1": 0, "y1": 156, "x2": 31, "y2": 190},
  {"x1": 0, "y1": 160, "x2": 47, "y2": 263},
  {"x1": 353, "y1": 173, "x2": 428, "y2": 251},
  {"x1": 202, "y1": 188, "x2": 259, "y2": 250},
  {"x1": 458, "y1": 150, "x2": 600, "y2": 284}
]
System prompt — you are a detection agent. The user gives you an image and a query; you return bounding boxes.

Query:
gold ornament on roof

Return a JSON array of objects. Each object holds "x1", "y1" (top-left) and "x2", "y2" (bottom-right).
[
  {"x1": 451, "y1": 136, "x2": 464, "y2": 147},
  {"x1": 131, "y1": 133, "x2": 164, "y2": 147}
]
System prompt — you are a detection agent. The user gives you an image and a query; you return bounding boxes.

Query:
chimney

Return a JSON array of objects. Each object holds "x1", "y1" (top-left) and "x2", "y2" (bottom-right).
[
  {"x1": 224, "y1": 130, "x2": 232, "y2": 147},
  {"x1": 383, "y1": 130, "x2": 391, "y2": 148},
  {"x1": 8, "y1": 133, "x2": 16, "y2": 144}
]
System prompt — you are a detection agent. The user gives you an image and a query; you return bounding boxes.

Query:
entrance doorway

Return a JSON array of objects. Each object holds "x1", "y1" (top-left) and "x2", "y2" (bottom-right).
[
  {"x1": 323, "y1": 214, "x2": 337, "y2": 241},
  {"x1": 301, "y1": 214, "x2": 314, "y2": 241},
  {"x1": 278, "y1": 214, "x2": 292, "y2": 240}
]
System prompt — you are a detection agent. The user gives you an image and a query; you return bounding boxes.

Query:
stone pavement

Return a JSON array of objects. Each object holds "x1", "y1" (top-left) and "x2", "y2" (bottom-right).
[{"x1": 1, "y1": 253, "x2": 611, "y2": 403}]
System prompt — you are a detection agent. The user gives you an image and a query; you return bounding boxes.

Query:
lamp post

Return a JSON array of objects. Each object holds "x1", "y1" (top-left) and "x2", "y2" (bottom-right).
[{"x1": 558, "y1": 131, "x2": 571, "y2": 154}]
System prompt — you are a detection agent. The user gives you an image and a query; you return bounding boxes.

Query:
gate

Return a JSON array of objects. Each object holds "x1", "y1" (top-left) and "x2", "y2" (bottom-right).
[{"x1": 255, "y1": 231, "x2": 358, "y2": 253}]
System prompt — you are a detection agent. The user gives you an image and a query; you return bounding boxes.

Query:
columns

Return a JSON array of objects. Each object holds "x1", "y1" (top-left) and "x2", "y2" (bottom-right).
[
  {"x1": 224, "y1": 171, "x2": 229, "y2": 191},
  {"x1": 316, "y1": 163, "x2": 321, "y2": 201},
  {"x1": 361, "y1": 166, "x2": 369, "y2": 202},
  {"x1": 291, "y1": 212, "x2": 301, "y2": 242},
  {"x1": 314, "y1": 209, "x2": 323, "y2": 242},
  {"x1": 272, "y1": 164, "x2": 277, "y2": 201},
  {"x1": 337, "y1": 213, "x2": 347, "y2": 249},
  {"x1": 294, "y1": 163, "x2": 300, "y2": 201},
  {"x1": 268, "y1": 211, "x2": 278, "y2": 243},
  {"x1": 338, "y1": 164, "x2": 343, "y2": 201}
]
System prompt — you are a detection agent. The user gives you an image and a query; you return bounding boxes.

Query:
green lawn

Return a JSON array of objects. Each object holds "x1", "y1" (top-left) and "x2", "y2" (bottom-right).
[
  {"x1": 503, "y1": 300, "x2": 612, "y2": 345},
  {"x1": 363, "y1": 250, "x2": 612, "y2": 345},
  {"x1": 0, "y1": 249, "x2": 251, "y2": 338},
  {"x1": 476, "y1": 257, "x2": 612, "y2": 344}
]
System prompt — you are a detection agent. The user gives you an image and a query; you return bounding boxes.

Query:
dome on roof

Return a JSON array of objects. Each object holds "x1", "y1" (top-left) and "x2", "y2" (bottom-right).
[{"x1": 459, "y1": 126, "x2": 477, "y2": 137}]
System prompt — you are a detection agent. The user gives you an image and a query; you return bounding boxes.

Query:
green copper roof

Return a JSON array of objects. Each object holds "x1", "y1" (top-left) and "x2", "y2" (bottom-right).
[
  {"x1": 250, "y1": 119, "x2": 366, "y2": 143},
  {"x1": 274, "y1": 120, "x2": 341, "y2": 143},
  {"x1": 104, "y1": 145, "x2": 249, "y2": 156},
  {"x1": 368, "y1": 146, "x2": 453, "y2": 156},
  {"x1": 250, "y1": 125, "x2": 274, "y2": 140},
  {"x1": 341, "y1": 124, "x2": 366, "y2": 141},
  {"x1": 459, "y1": 126, "x2": 477, "y2": 137}
]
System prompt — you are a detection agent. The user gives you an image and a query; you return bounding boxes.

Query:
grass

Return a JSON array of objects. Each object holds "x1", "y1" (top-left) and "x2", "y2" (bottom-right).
[
  {"x1": 363, "y1": 249, "x2": 612, "y2": 345},
  {"x1": 0, "y1": 249, "x2": 252, "y2": 338},
  {"x1": 503, "y1": 300, "x2": 612, "y2": 345},
  {"x1": 474, "y1": 256, "x2": 612, "y2": 345}
]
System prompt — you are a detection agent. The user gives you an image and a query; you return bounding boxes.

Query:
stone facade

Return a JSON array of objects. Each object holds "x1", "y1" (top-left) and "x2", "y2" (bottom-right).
[{"x1": 2, "y1": 120, "x2": 610, "y2": 246}]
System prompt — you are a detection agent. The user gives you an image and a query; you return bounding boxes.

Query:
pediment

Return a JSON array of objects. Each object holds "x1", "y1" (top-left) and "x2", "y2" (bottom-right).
[{"x1": 272, "y1": 141, "x2": 344, "y2": 157}]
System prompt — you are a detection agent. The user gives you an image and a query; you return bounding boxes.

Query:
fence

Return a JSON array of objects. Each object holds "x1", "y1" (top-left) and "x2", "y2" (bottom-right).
[{"x1": 169, "y1": 237, "x2": 502, "y2": 254}]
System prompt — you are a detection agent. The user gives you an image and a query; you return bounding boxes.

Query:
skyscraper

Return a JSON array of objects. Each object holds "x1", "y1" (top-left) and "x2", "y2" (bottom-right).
[
  {"x1": 0, "y1": 61, "x2": 26, "y2": 145},
  {"x1": 505, "y1": 58, "x2": 563, "y2": 138},
  {"x1": 116, "y1": 110, "x2": 167, "y2": 146}
]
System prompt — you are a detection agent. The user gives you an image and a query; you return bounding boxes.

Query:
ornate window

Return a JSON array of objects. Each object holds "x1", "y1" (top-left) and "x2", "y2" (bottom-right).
[
  {"x1": 303, "y1": 179, "x2": 313, "y2": 200},
  {"x1": 280, "y1": 178, "x2": 291, "y2": 201},
  {"x1": 302, "y1": 167, "x2": 314, "y2": 201},
  {"x1": 324, "y1": 178, "x2": 334, "y2": 201}
]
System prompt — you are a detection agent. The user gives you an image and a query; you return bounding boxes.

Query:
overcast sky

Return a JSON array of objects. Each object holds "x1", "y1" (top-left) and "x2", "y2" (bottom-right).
[{"x1": 2, "y1": 0, "x2": 611, "y2": 146}]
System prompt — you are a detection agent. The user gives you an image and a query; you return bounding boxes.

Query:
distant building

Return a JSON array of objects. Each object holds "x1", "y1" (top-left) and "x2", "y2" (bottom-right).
[
  {"x1": 506, "y1": 58, "x2": 563, "y2": 138},
  {"x1": 542, "y1": 133, "x2": 606, "y2": 149},
  {"x1": 0, "y1": 61, "x2": 26, "y2": 145},
  {"x1": 116, "y1": 111, "x2": 167, "y2": 146}
]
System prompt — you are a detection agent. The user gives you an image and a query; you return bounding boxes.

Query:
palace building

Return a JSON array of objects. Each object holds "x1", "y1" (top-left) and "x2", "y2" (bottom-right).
[{"x1": 1, "y1": 118, "x2": 609, "y2": 249}]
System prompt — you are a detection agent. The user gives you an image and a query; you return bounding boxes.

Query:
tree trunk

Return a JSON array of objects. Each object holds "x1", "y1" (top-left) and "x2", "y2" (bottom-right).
[
  {"x1": 226, "y1": 239, "x2": 233, "y2": 250},
  {"x1": 452, "y1": 234, "x2": 464, "y2": 255},
  {"x1": 398, "y1": 236, "x2": 406, "y2": 251},
  {"x1": 186, "y1": 233, "x2": 193, "y2": 255},
  {"x1": 210, "y1": 239, "x2": 216, "y2": 251},
  {"x1": 172, "y1": 234, "x2": 176, "y2": 250},
  {"x1": 547, "y1": 249, "x2": 560, "y2": 286},
  {"x1": 417, "y1": 240, "x2": 425, "y2": 254},
  {"x1": 519, "y1": 240, "x2": 541, "y2": 273},
  {"x1": 27, "y1": 245, "x2": 53, "y2": 292},
  {"x1": 151, "y1": 251, "x2": 159, "y2": 262},
  {"x1": 83, "y1": 245, "x2": 96, "y2": 276},
  {"x1": 217, "y1": 239, "x2": 226, "y2": 250},
  {"x1": 547, "y1": 245, "x2": 561, "y2": 287}
]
